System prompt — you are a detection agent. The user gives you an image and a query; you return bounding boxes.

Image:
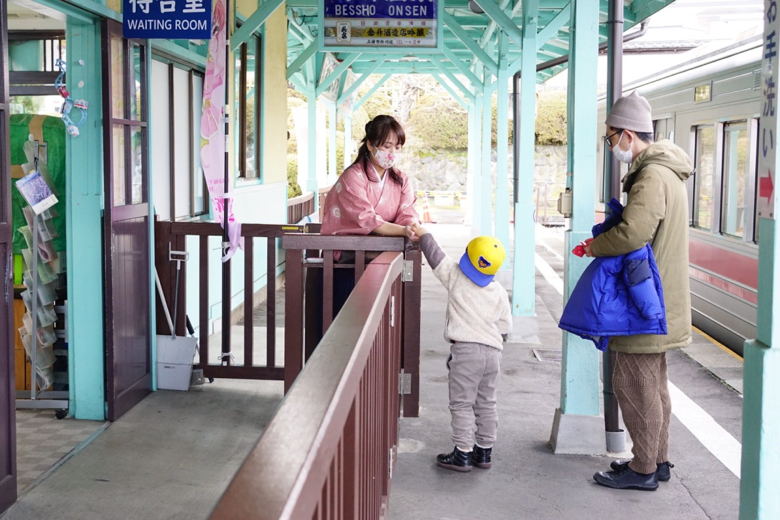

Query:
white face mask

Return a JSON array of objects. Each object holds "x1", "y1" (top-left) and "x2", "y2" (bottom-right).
[
  {"x1": 372, "y1": 147, "x2": 398, "y2": 169},
  {"x1": 612, "y1": 132, "x2": 633, "y2": 164}
]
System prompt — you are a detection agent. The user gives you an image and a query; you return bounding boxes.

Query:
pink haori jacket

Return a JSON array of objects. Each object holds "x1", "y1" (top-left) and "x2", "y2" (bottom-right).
[{"x1": 321, "y1": 162, "x2": 419, "y2": 237}]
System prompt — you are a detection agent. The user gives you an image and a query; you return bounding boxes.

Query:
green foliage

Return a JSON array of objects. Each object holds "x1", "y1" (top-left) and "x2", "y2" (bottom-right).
[
  {"x1": 535, "y1": 92, "x2": 568, "y2": 145},
  {"x1": 408, "y1": 93, "x2": 468, "y2": 149},
  {"x1": 287, "y1": 156, "x2": 302, "y2": 198}
]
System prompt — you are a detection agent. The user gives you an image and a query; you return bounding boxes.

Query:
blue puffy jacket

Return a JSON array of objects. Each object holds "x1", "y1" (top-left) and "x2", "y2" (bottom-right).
[{"x1": 558, "y1": 199, "x2": 667, "y2": 351}]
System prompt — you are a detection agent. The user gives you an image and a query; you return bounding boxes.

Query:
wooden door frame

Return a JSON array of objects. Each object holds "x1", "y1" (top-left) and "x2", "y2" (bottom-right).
[{"x1": 0, "y1": 0, "x2": 17, "y2": 512}]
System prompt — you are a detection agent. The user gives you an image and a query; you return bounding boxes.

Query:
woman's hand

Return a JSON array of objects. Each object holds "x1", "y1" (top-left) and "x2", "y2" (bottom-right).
[
  {"x1": 411, "y1": 223, "x2": 428, "y2": 238},
  {"x1": 405, "y1": 225, "x2": 420, "y2": 241}
]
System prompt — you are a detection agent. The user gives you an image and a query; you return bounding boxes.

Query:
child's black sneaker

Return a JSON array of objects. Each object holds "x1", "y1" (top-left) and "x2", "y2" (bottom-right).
[
  {"x1": 472, "y1": 445, "x2": 492, "y2": 469},
  {"x1": 436, "y1": 447, "x2": 472, "y2": 472}
]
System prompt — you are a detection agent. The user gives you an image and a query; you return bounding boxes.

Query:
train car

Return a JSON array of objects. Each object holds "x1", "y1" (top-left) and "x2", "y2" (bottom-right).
[{"x1": 597, "y1": 34, "x2": 763, "y2": 355}]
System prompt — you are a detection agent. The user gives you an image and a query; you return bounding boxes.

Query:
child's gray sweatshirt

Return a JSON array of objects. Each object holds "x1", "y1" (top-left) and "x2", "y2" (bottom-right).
[{"x1": 419, "y1": 233, "x2": 512, "y2": 350}]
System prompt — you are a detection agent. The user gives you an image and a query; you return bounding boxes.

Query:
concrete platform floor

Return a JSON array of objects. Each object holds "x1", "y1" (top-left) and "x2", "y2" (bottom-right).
[{"x1": 2, "y1": 221, "x2": 744, "y2": 519}]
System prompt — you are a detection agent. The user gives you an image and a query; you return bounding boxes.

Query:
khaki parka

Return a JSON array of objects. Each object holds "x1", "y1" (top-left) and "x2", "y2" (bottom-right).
[{"x1": 590, "y1": 140, "x2": 693, "y2": 353}]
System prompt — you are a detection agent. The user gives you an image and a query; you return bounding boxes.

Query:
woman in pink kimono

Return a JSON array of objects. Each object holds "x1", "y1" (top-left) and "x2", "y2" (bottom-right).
[
  {"x1": 322, "y1": 115, "x2": 419, "y2": 242},
  {"x1": 321, "y1": 115, "x2": 419, "y2": 315}
]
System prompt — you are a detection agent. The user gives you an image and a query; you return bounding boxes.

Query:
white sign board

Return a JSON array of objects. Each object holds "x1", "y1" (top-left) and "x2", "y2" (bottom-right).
[{"x1": 758, "y1": 0, "x2": 778, "y2": 219}]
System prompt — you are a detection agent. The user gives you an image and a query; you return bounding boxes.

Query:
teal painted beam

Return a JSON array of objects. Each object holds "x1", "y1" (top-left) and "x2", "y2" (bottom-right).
[
  {"x1": 431, "y1": 73, "x2": 468, "y2": 110},
  {"x1": 329, "y1": 104, "x2": 338, "y2": 181},
  {"x1": 536, "y1": 3, "x2": 571, "y2": 50},
  {"x1": 559, "y1": 0, "x2": 599, "y2": 417},
  {"x1": 231, "y1": 0, "x2": 285, "y2": 51},
  {"x1": 467, "y1": 97, "x2": 482, "y2": 229},
  {"x1": 472, "y1": 0, "x2": 524, "y2": 49},
  {"x1": 66, "y1": 17, "x2": 105, "y2": 420},
  {"x1": 494, "y1": 31, "x2": 511, "y2": 253},
  {"x1": 478, "y1": 0, "x2": 513, "y2": 47},
  {"x1": 432, "y1": 60, "x2": 475, "y2": 103},
  {"x1": 444, "y1": 12, "x2": 498, "y2": 75},
  {"x1": 306, "y1": 80, "x2": 320, "y2": 212},
  {"x1": 289, "y1": 73, "x2": 306, "y2": 92},
  {"x1": 480, "y1": 70, "x2": 496, "y2": 235},
  {"x1": 343, "y1": 116, "x2": 353, "y2": 171},
  {"x1": 442, "y1": 46, "x2": 483, "y2": 88},
  {"x1": 740, "y1": 338, "x2": 780, "y2": 519},
  {"x1": 287, "y1": 42, "x2": 318, "y2": 80},
  {"x1": 353, "y1": 74, "x2": 391, "y2": 112},
  {"x1": 37, "y1": 0, "x2": 117, "y2": 22},
  {"x1": 287, "y1": 13, "x2": 314, "y2": 43},
  {"x1": 337, "y1": 60, "x2": 384, "y2": 106},
  {"x1": 316, "y1": 53, "x2": 360, "y2": 97},
  {"x1": 512, "y1": 0, "x2": 539, "y2": 315},
  {"x1": 151, "y1": 39, "x2": 208, "y2": 69}
]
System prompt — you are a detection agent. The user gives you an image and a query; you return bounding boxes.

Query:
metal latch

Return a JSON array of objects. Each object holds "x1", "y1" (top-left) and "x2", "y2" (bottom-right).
[
  {"x1": 399, "y1": 371, "x2": 412, "y2": 395},
  {"x1": 389, "y1": 448, "x2": 395, "y2": 479},
  {"x1": 402, "y1": 260, "x2": 414, "y2": 282},
  {"x1": 390, "y1": 295, "x2": 395, "y2": 327}
]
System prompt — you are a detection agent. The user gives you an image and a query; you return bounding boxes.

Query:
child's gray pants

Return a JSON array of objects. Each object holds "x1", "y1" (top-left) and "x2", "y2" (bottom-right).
[{"x1": 448, "y1": 341, "x2": 502, "y2": 450}]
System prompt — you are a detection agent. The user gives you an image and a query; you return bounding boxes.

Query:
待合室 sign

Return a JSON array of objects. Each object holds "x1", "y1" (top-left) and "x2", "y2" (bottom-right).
[
  {"x1": 123, "y1": 0, "x2": 213, "y2": 40},
  {"x1": 321, "y1": 0, "x2": 440, "y2": 51}
]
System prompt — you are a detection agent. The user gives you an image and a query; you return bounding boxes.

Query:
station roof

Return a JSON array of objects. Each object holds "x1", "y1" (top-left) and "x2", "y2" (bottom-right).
[{"x1": 282, "y1": 0, "x2": 676, "y2": 94}]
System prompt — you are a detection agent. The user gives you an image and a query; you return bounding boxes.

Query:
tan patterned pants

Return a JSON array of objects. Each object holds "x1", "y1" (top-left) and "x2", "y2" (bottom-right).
[{"x1": 613, "y1": 351, "x2": 671, "y2": 475}]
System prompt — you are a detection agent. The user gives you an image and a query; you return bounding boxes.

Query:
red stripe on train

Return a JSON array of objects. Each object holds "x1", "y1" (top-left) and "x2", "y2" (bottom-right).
[{"x1": 688, "y1": 238, "x2": 758, "y2": 304}]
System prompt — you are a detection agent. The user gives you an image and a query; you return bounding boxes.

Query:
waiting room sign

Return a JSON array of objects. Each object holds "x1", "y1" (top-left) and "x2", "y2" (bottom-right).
[{"x1": 123, "y1": 0, "x2": 213, "y2": 39}]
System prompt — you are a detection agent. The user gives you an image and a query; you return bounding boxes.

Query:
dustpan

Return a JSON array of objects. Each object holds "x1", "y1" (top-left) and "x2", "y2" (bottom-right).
[{"x1": 154, "y1": 267, "x2": 198, "y2": 390}]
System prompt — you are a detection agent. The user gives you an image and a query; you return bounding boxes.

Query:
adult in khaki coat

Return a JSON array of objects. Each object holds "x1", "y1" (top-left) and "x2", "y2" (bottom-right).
[{"x1": 584, "y1": 91, "x2": 693, "y2": 491}]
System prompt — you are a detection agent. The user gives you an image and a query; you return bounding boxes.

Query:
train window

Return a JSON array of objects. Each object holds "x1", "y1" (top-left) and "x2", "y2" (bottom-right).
[
  {"x1": 721, "y1": 122, "x2": 749, "y2": 238},
  {"x1": 694, "y1": 125, "x2": 716, "y2": 230}
]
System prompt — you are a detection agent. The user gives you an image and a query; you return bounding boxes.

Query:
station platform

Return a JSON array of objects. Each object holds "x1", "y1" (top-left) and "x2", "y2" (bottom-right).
[{"x1": 1, "y1": 222, "x2": 743, "y2": 520}]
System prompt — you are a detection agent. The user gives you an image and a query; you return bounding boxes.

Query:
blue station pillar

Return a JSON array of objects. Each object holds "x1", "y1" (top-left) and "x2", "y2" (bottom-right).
[
  {"x1": 549, "y1": 0, "x2": 604, "y2": 455},
  {"x1": 739, "y1": 1, "x2": 780, "y2": 516}
]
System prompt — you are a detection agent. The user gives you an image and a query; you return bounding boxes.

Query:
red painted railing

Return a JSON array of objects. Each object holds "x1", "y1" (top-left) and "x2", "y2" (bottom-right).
[{"x1": 211, "y1": 252, "x2": 405, "y2": 519}]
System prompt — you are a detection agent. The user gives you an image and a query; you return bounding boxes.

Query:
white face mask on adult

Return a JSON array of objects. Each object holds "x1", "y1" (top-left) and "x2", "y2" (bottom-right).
[
  {"x1": 371, "y1": 147, "x2": 398, "y2": 169},
  {"x1": 612, "y1": 131, "x2": 633, "y2": 164}
]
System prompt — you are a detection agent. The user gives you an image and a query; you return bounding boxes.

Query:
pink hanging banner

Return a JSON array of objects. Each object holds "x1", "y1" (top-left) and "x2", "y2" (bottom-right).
[{"x1": 201, "y1": 0, "x2": 243, "y2": 261}]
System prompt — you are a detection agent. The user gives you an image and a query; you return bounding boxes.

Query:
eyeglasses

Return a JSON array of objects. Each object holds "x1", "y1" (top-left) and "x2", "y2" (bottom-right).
[{"x1": 603, "y1": 130, "x2": 622, "y2": 147}]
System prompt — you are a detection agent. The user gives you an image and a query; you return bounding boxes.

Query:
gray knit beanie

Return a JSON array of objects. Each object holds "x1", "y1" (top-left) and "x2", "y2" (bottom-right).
[{"x1": 605, "y1": 91, "x2": 653, "y2": 133}]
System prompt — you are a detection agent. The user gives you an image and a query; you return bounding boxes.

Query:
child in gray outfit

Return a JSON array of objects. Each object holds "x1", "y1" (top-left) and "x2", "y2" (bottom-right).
[{"x1": 412, "y1": 223, "x2": 512, "y2": 472}]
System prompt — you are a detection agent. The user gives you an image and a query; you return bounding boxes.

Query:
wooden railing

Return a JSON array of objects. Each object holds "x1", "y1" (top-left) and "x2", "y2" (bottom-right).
[
  {"x1": 287, "y1": 191, "x2": 314, "y2": 224},
  {"x1": 282, "y1": 232, "x2": 421, "y2": 417},
  {"x1": 154, "y1": 221, "x2": 421, "y2": 418},
  {"x1": 211, "y1": 252, "x2": 404, "y2": 519},
  {"x1": 154, "y1": 221, "x2": 307, "y2": 381}
]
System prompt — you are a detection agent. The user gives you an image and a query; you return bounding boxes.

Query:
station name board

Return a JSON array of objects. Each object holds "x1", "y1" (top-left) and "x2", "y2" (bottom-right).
[{"x1": 322, "y1": 0, "x2": 439, "y2": 50}]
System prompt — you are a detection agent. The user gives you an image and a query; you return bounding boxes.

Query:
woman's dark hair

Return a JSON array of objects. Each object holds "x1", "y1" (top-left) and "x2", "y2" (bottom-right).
[{"x1": 352, "y1": 115, "x2": 406, "y2": 184}]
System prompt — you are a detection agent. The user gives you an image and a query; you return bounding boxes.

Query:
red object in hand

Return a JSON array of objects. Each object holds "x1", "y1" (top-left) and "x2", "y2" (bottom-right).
[{"x1": 572, "y1": 237, "x2": 594, "y2": 257}]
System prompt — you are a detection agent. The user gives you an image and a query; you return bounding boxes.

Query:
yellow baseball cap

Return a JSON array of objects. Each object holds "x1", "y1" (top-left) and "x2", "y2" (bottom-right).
[{"x1": 458, "y1": 236, "x2": 506, "y2": 287}]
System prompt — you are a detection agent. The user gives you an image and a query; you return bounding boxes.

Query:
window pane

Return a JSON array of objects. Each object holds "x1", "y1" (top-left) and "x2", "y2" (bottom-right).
[
  {"x1": 192, "y1": 73, "x2": 206, "y2": 214},
  {"x1": 130, "y1": 126, "x2": 145, "y2": 204},
  {"x1": 131, "y1": 44, "x2": 144, "y2": 121},
  {"x1": 110, "y1": 33, "x2": 125, "y2": 119},
  {"x1": 173, "y1": 67, "x2": 191, "y2": 218},
  {"x1": 695, "y1": 126, "x2": 715, "y2": 230},
  {"x1": 245, "y1": 38, "x2": 257, "y2": 176},
  {"x1": 234, "y1": 46, "x2": 242, "y2": 173},
  {"x1": 721, "y1": 123, "x2": 749, "y2": 238},
  {"x1": 113, "y1": 125, "x2": 126, "y2": 206},
  {"x1": 151, "y1": 60, "x2": 171, "y2": 220}
]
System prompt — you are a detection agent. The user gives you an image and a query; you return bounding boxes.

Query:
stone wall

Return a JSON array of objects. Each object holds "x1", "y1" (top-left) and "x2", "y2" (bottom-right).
[{"x1": 400, "y1": 145, "x2": 568, "y2": 194}]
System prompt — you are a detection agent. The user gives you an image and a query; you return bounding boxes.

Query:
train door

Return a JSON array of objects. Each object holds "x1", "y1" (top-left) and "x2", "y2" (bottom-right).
[
  {"x1": 0, "y1": 0, "x2": 18, "y2": 512},
  {"x1": 101, "y1": 20, "x2": 152, "y2": 421}
]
